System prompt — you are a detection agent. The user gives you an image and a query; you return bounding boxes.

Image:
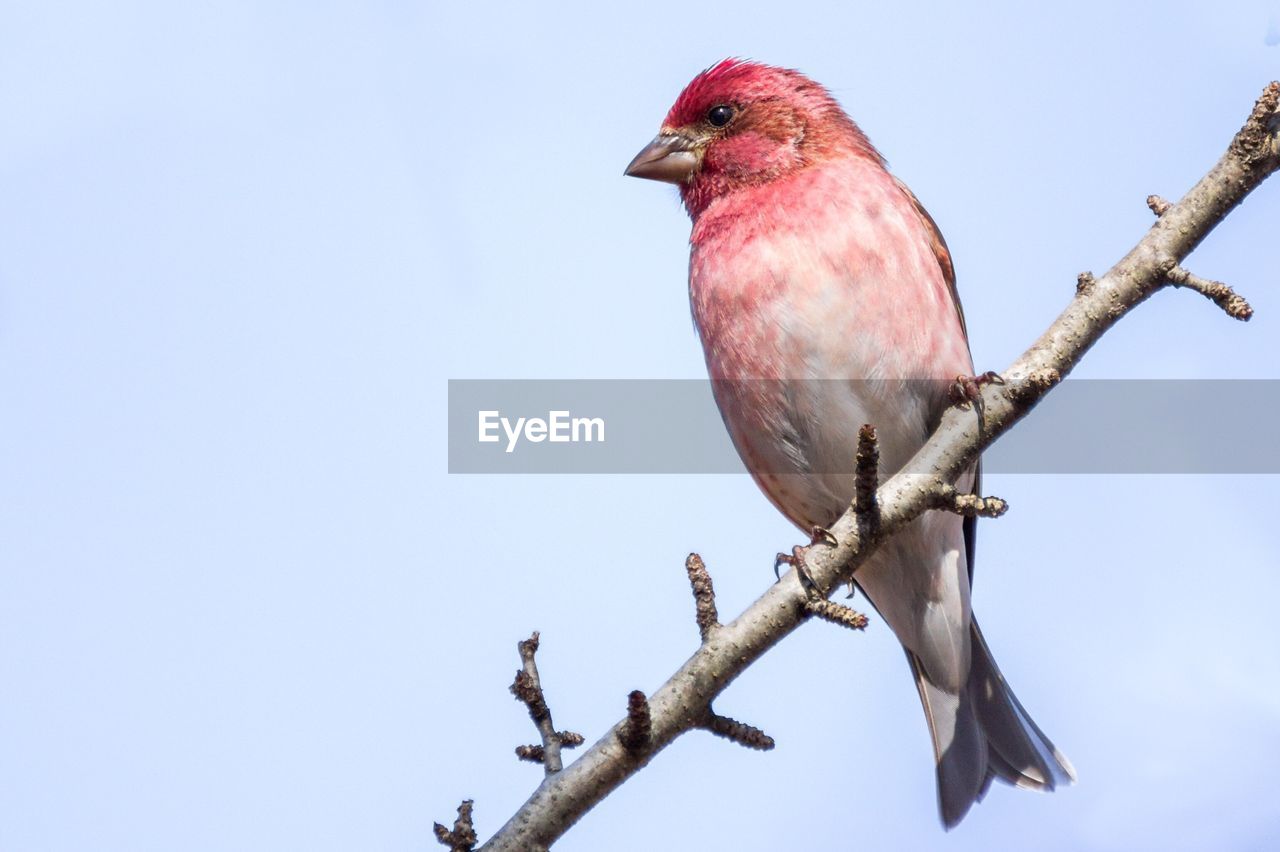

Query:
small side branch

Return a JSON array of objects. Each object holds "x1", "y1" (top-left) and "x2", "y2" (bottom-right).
[
  {"x1": 685, "y1": 553, "x2": 720, "y2": 641},
  {"x1": 1228, "y1": 80, "x2": 1280, "y2": 163},
  {"x1": 434, "y1": 800, "x2": 478, "y2": 852},
  {"x1": 1166, "y1": 265, "x2": 1254, "y2": 321},
  {"x1": 700, "y1": 711, "x2": 776, "y2": 751},
  {"x1": 510, "y1": 633, "x2": 575, "y2": 775},
  {"x1": 928, "y1": 483, "x2": 1009, "y2": 518},
  {"x1": 1147, "y1": 194, "x2": 1172, "y2": 216},
  {"x1": 616, "y1": 690, "x2": 651, "y2": 754},
  {"x1": 847, "y1": 424, "x2": 881, "y2": 594},
  {"x1": 515, "y1": 732, "x2": 585, "y2": 764},
  {"x1": 804, "y1": 597, "x2": 870, "y2": 631},
  {"x1": 853, "y1": 424, "x2": 880, "y2": 518}
]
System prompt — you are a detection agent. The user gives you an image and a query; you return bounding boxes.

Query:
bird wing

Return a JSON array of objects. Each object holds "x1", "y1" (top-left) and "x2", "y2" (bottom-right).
[
  {"x1": 893, "y1": 176, "x2": 979, "y2": 582},
  {"x1": 893, "y1": 176, "x2": 967, "y2": 343}
]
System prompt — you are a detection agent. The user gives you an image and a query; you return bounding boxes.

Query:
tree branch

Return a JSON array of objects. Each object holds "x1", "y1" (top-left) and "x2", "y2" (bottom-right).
[
  {"x1": 684, "y1": 553, "x2": 720, "y2": 641},
  {"x1": 465, "y1": 82, "x2": 1280, "y2": 851},
  {"x1": 1165, "y1": 265, "x2": 1254, "y2": 320},
  {"x1": 434, "y1": 800, "x2": 478, "y2": 852},
  {"x1": 509, "y1": 633, "x2": 580, "y2": 775},
  {"x1": 928, "y1": 484, "x2": 1009, "y2": 518},
  {"x1": 699, "y1": 711, "x2": 776, "y2": 751},
  {"x1": 803, "y1": 596, "x2": 870, "y2": 631},
  {"x1": 616, "y1": 690, "x2": 652, "y2": 754}
]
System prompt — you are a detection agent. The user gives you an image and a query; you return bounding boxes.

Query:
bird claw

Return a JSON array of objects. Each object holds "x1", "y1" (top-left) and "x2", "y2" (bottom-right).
[
  {"x1": 810, "y1": 525, "x2": 838, "y2": 548},
  {"x1": 773, "y1": 549, "x2": 795, "y2": 580},
  {"x1": 949, "y1": 370, "x2": 1004, "y2": 410},
  {"x1": 774, "y1": 545, "x2": 818, "y2": 591}
]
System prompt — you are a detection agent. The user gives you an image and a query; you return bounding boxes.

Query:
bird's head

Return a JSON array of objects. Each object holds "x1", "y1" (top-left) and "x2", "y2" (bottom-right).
[{"x1": 625, "y1": 59, "x2": 880, "y2": 216}]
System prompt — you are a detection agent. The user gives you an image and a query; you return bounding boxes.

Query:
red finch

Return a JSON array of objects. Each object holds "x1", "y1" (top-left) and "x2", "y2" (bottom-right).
[{"x1": 626, "y1": 59, "x2": 1073, "y2": 827}]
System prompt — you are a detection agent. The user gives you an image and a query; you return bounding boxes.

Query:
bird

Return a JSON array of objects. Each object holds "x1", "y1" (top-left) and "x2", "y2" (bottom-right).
[{"x1": 624, "y1": 59, "x2": 1073, "y2": 828}]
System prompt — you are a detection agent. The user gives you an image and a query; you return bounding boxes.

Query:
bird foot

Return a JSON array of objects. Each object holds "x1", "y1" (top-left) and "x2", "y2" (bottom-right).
[
  {"x1": 950, "y1": 370, "x2": 1004, "y2": 410},
  {"x1": 774, "y1": 546, "x2": 800, "y2": 579},
  {"x1": 809, "y1": 525, "x2": 838, "y2": 548},
  {"x1": 775, "y1": 526, "x2": 838, "y2": 587},
  {"x1": 774, "y1": 529, "x2": 837, "y2": 591}
]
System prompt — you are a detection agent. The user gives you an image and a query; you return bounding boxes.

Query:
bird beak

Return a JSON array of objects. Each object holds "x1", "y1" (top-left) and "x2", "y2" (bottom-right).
[{"x1": 624, "y1": 133, "x2": 701, "y2": 184}]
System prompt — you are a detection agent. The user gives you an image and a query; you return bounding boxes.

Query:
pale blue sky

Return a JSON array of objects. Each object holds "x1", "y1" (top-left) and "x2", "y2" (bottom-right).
[{"x1": 2, "y1": 2, "x2": 1278, "y2": 850}]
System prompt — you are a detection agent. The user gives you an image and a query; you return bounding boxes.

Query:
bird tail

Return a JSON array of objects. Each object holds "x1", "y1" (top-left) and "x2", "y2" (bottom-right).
[{"x1": 908, "y1": 617, "x2": 1075, "y2": 828}]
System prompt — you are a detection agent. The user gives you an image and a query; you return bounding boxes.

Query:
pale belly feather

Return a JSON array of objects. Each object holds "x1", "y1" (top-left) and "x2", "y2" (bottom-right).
[{"x1": 689, "y1": 160, "x2": 977, "y2": 689}]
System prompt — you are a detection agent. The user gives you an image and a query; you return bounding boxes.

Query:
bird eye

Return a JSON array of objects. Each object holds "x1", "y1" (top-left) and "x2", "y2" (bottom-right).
[{"x1": 706, "y1": 105, "x2": 734, "y2": 127}]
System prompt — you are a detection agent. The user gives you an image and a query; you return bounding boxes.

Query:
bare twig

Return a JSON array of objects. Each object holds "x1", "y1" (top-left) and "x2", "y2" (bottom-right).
[
  {"x1": 701, "y1": 712, "x2": 776, "y2": 751},
  {"x1": 928, "y1": 483, "x2": 1009, "y2": 518},
  {"x1": 510, "y1": 633, "x2": 570, "y2": 775},
  {"x1": 685, "y1": 553, "x2": 720, "y2": 641},
  {"x1": 1166, "y1": 265, "x2": 1253, "y2": 320},
  {"x1": 470, "y1": 83, "x2": 1280, "y2": 851},
  {"x1": 515, "y1": 733, "x2": 585, "y2": 764},
  {"x1": 853, "y1": 424, "x2": 880, "y2": 518},
  {"x1": 804, "y1": 596, "x2": 871, "y2": 630},
  {"x1": 434, "y1": 800, "x2": 478, "y2": 852},
  {"x1": 1147, "y1": 194, "x2": 1172, "y2": 216},
  {"x1": 616, "y1": 690, "x2": 651, "y2": 754}
]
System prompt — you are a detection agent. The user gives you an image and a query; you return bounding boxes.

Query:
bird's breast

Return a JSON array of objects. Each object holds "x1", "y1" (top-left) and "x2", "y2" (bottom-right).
[
  {"x1": 686, "y1": 159, "x2": 973, "y2": 523},
  {"x1": 689, "y1": 159, "x2": 970, "y2": 385}
]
